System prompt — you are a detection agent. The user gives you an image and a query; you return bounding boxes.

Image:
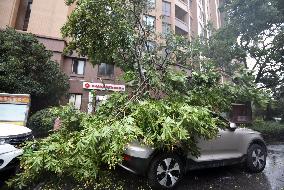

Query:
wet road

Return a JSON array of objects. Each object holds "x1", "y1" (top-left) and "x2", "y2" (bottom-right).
[
  {"x1": 1, "y1": 143, "x2": 283, "y2": 190},
  {"x1": 116, "y1": 143, "x2": 284, "y2": 190},
  {"x1": 176, "y1": 143, "x2": 284, "y2": 190}
]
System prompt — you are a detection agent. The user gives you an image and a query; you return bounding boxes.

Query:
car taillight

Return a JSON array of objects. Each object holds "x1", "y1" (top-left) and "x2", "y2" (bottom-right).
[{"x1": 123, "y1": 154, "x2": 132, "y2": 161}]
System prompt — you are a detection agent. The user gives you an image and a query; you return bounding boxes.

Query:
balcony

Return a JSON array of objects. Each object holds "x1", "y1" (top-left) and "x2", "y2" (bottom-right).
[
  {"x1": 176, "y1": 0, "x2": 188, "y2": 11},
  {"x1": 175, "y1": 17, "x2": 189, "y2": 33},
  {"x1": 175, "y1": 4, "x2": 188, "y2": 32}
]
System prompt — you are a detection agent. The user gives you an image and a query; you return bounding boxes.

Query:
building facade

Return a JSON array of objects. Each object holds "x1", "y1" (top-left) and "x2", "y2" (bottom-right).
[
  {"x1": 0, "y1": 0, "x2": 223, "y2": 112},
  {"x1": 149, "y1": 0, "x2": 222, "y2": 39}
]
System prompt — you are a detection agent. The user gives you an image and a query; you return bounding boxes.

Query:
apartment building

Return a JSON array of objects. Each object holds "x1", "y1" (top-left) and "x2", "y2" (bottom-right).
[
  {"x1": 0, "y1": 0, "x2": 223, "y2": 113},
  {"x1": 149, "y1": 0, "x2": 222, "y2": 39}
]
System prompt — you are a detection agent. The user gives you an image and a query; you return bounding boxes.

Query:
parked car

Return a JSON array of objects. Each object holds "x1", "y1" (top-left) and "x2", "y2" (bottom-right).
[
  {"x1": 0, "y1": 123, "x2": 33, "y2": 172},
  {"x1": 0, "y1": 123, "x2": 33, "y2": 146},
  {"x1": 120, "y1": 122, "x2": 267, "y2": 189},
  {"x1": 0, "y1": 143, "x2": 23, "y2": 171}
]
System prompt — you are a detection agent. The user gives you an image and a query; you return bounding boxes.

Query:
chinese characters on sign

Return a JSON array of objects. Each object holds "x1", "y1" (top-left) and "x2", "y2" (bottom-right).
[
  {"x1": 83, "y1": 82, "x2": 126, "y2": 92},
  {"x1": 0, "y1": 95, "x2": 30, "y2": 104}
]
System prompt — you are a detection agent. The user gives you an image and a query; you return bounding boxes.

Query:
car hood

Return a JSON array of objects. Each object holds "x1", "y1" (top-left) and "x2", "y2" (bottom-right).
[
  {"x1": 235, "y1": 127, "x2": 261, "y2": 135},
  {"x1": 0, "y1": 144, "x2": 19, "y2": 154},
  {"x1": 0, "y1": 123, "x2": 32, "y2": 138}
]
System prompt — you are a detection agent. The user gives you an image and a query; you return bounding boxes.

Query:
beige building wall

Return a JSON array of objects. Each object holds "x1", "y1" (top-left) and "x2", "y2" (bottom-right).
[
  {"x1": 0, "y1": 0, "x2": 20, "y2": 28},
  {"x1": 191, "y1": 0, "x2": 198, "y2": 37},
  {"x1": 1, "y1": 0, "x2": 222, "y2": 39},
  {"x1": 27, "y1": 0, "x2": 69, "y2": 38},
  {"x1": 209, "y1": 0, "x2": 221, "y2": 29}
]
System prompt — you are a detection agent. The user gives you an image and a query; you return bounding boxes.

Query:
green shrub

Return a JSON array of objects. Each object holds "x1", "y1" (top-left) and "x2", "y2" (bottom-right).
[
  {"x1": 248, "y1": 119, "x2": 284, "y2": 134},
  {"x1": 27, "y1": 108, "x2": 57, "y2": 137},
  {"x1": 246, "y1": 120, "x2": 284, "y2": 142}
]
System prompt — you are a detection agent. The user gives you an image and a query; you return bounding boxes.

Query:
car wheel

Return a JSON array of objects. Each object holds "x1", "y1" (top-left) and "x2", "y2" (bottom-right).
[
  {"x1": 148, "y1": 153, "x2": 183, "y2": 189},
  {"x1": 246, "y1": 144, "x2": 267, "y2": 173}
]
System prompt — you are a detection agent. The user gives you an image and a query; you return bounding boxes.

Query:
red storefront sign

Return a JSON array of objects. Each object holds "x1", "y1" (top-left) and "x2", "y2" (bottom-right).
[{"x1": 83, "y1": 82, "x2": 125, "y2": 92}]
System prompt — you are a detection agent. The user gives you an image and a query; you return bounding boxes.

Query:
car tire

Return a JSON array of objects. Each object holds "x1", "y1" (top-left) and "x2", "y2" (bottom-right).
[
  {"x1": 148, "y1": 153, "x2": 183, "y2": 189},
  {"x1": 246, "y1": 144, "x2": 267, "y2": 173}
]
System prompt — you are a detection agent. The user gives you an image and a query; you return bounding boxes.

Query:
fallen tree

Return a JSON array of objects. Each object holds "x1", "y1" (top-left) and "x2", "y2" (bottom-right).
[{"x1": 9, "y1": 0, "x2": 268, "y2": 189}]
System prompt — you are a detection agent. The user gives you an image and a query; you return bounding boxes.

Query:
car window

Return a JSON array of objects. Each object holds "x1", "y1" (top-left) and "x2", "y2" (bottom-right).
[{"x1": 211, "y1": 112, "x2": 230, "y2": 129}]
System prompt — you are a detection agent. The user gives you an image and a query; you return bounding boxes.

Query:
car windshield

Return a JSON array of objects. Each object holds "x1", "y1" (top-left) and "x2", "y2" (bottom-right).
[{"x1": 0, "y1": 104, "x2": 28, "y2": 124}]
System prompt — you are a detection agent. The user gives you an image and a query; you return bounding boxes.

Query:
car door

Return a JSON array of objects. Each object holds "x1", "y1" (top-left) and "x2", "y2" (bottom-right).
[
  {"x1": 192, "y1": 136, "x2": 215, "y2": 161},
  {"x1": 189, "y1": 127, "x2": 241, "y2": 162},
  {"x1": 207, "y1": 127, "x2": 242, "y2": 160}
]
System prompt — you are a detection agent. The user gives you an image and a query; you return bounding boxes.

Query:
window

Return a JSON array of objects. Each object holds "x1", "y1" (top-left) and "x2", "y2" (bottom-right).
[
  {"x1": 199, "y1": 22, "x2": 203, "y2": 35},
  {"x1": 162, "y1": 1, "x2": 171, "y2": 16},
  {"x1": 98, "y1": 63, "x2": 114, "y2": 77},
  {"x1": 145, "y1": 41, "x2": 156, "y2": 51},
  {"x1": 162, "y1": 47, "x2": 172, "y2": 58},
  {"x1": 95, "y1": 95, "x2": 108, "y2": 111},
  {"x1": 162, "y1": 22, "x2": 171, "y2": 36},
  {"x1": 69, "y1": 94, "x2": 82, "y2": 109},
  {"x1": 189, "y1": 0, "x2": 192, "y2": 8},
  {"x1": 23, "y1": 0, "x2": 33, "y2": 31},
  {"x1": 199, "y1": 7, "x2": 203, "y2": 20},
  {"x1": 199, "y1": 22, "x2": 206, "y2": 37},
  {"x1": 147, "y1": 0, "x2": 156, "y2": 8},
  {"x1": 143, "y1": 15, "x2": 156, "y2": 31},
  {"x1": 190, "y1": 17, "x2": 193, "y2": 31},
  {"x1": 72, "y1": 59, "x2": 85, "y2": 75}
]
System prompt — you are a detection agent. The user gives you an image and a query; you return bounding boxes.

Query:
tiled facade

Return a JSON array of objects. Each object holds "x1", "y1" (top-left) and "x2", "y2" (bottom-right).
[{"x1": 0, "y1": 0, "x2": 223, "y2": 112}]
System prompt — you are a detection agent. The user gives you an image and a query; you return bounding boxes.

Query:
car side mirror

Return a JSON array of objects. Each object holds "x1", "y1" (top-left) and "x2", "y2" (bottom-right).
[{"x1": 229, "y1": 122, "x2": 238, "y2": 130}]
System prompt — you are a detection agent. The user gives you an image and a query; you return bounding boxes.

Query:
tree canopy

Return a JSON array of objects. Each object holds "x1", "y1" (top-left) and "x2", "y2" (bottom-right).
[
  {"x1": 206, "y1": 0, "x2": 284, "y2": 90},
  {"x1": 0, "y1": 28, "x2": 69, "y2": 112},
  {"x1": 201, "y1": 0, "x2": 284, "y2": 120}
]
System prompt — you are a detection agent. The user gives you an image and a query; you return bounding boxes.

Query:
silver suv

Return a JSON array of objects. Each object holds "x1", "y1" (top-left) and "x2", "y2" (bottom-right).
[{"x1": 120, "y1": 122, "x2": 267, "y2": 189}]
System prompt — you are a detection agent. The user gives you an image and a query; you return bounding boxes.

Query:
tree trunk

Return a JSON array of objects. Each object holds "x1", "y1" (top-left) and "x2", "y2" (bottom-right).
[{"x1": 265, "y1": 102, "x2": 274, "y2": 121}]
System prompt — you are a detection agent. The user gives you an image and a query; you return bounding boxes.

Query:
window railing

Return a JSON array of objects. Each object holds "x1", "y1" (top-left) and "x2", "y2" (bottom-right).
[
  {"x1": 175, "y1": 17, "x2": 188, "y2": 26},
  {"x1": 178, "y1": 0, "x2": 188, "y2": 6},
  {"x1": 175, "y1": 17, "x2": 189, "y2": 32}
]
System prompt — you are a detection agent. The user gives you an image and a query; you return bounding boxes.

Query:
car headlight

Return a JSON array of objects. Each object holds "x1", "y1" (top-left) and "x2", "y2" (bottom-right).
[
  {"x1": 0, "y1": 138, "x2": 10, "y2": 145},
  {"x1": 0, "y1": 138, "x2": 6, "y2": 145}
]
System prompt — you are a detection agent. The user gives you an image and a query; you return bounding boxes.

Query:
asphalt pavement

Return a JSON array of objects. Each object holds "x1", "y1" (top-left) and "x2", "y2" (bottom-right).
[{"x1": 175, "y1": 143, "x2": 284, "y2": 190}]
